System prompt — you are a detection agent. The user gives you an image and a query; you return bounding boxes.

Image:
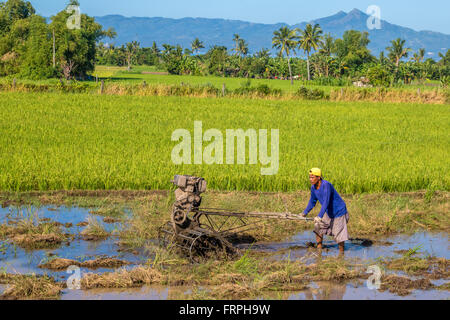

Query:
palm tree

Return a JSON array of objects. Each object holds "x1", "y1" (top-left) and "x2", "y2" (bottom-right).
[
  {"x1": 151, "y1": 41, "x2": 160, "y2": 56},
  {"x1": 237, "y1": 39, "x2": 249, "y2": 58},
  {"x1": 438, "y1": 50, "x2": 450, "y2": 66},
  {"x1": 418, "y1": 48, "x2": 426, "y2": 62},
  {"x1": 411, "y1": 48, "x2": 425, "y2": 63},
  {"x1": 386, "y1": 38, "x2": 411, "y2": 68},
  {"x1": 125, "y1": 41, "x2": 140, "y2": 71},
  {"x1": 298, "y1": 23, "x2": 323, "y2": 81},
  {"x1": 255, "y1": 48, "x2": 270, "y2": 59},
  {"x1": 272, "y1": 26, "x2": 298, "y2": 85},
  {"x1": 378, "y1": 51, "x2": 386, "y2": 65},
  {"x1": 191, "y1": 38, "x2": 205, "y2": 55},
  {"x1": 318, "y1": 33, "x2": 334, "y2": 77},
  {"x1": 233, "y1": 34, "x2": 241, "y2": 56}
]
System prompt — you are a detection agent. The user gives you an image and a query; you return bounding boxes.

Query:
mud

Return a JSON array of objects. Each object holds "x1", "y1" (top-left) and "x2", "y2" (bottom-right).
[
  {"x1": 76, "y1": 222, "x2": 89, "y2": 227},
  {"x1": 81, "y1": 234, "x2": 110, "y2": 242},
  {"x1": 103, "y1": 217, "x2": 121, "y2": 224}
]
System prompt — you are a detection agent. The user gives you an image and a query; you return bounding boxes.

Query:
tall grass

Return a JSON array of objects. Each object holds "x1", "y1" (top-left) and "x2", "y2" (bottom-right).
[
  {"x1": 1, "y1": 78, "x2": 448, "y2": 104},
  {"x1": 0, "y1": 92, "x2": 448, "y2": 193}
]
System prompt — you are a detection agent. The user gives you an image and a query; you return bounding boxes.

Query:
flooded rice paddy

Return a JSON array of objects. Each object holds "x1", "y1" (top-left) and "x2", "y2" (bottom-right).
[{"x1": 0, "y1": 205, "x2": 448, "y2": 300}]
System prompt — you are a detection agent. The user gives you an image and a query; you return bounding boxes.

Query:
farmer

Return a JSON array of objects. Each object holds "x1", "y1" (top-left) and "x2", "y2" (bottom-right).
[{"x1": 302, "y1": 168, "x2": 349, "y2": 255}]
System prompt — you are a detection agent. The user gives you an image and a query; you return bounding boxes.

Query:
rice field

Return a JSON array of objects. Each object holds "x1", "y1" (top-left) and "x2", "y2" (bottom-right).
[{"x1": 0, "y1": 91, "x2": 449, "y2": 193}]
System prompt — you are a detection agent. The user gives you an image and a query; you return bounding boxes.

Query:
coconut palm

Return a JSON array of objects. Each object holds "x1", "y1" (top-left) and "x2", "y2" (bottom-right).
[
  {"x1": 255, "y1": 48, "x2": 270, "y2": 59},
  {"x1": 151, "y1": 41, "x2": 160, "y2": 56},
  {"x1": 319, "y1": 33, "x2": 334, "y2": 56},
  {"x1": 233, "y1": 34, "x2": 241, "y2": 56},
  {"x1": 298, "y1": 23, "x2": 323, "y2": 81},
  {"x1": 418, "y1": 48, "x2": 426, "y2": 62},
  {"x1": 125, "y1": 41, "x2": 140, "y2": 71},
  {"x1": 272, "y1": 26, "x2": 298, "y2": 85},
  {"x1": 438, "y1": 50, "x2": 450, "y2": 67},
  {"x1": 237, "y1": 39, "x2": 249, "y2": 58},
  {"x1": 386, "y1": 38, "x2": 411, "y2": 68},
  {"x1": 411, "y1": 48, "x2": 425, "y2": 63},
  {"x1": 191, "y1": 38, "x2": 205, "y2": 55},
  {"x1": 318, "y1": 33, "x2": 334, "y2": 77}
]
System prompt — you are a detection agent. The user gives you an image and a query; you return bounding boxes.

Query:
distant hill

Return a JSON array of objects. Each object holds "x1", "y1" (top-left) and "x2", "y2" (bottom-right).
[{"x1": 95, "y1": 8, "x2": 450, "y2": 58}]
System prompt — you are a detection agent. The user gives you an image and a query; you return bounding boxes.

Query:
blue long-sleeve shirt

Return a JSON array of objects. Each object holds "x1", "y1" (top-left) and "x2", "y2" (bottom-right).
[{"x1": 303, "y1": 180, "x2": 348, "y2": 219}]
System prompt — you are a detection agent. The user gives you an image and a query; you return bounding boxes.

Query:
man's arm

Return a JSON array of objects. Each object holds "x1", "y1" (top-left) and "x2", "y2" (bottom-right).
[
  {"x1": 318, "y1": 182, "x2": 331, "y2": 219},
  {"x1": 303, "y1": 189, "x2": 317, "y2": 216}
]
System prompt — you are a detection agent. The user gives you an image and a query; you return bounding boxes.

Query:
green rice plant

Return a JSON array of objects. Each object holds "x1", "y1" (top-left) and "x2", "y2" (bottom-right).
[
  {"x1": 0, "y1": 92, "x2": 448, "y2": 193},
  {"x1": 233, "y1": 246, "x2": 258, "y2": 277},
  {"x1": 405, "y1": 244, "x2": 424, "y2": 257}
]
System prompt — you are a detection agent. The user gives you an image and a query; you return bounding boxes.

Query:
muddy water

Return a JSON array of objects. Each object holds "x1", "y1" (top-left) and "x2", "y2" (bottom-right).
[
  {"x1": 285, "y1": 281, "x2": 450, "y2": 300},
  {"x1": 1, "y1": 205, "x2": 449, "y2": 300},
  {"x1": 237, "y1": 231, "x2": 450, "y2": 262}
]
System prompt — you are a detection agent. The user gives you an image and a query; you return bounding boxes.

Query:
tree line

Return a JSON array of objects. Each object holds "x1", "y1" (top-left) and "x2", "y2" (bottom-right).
[
  {"x1": 1, "y1": 0, "x2": 449, "y2": 87},
  {"x1": 97, "y1": 25, "x2": 450, "y2": 87}
]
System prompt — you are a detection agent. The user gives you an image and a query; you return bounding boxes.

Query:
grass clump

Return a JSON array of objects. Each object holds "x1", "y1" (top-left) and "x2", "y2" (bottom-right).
[
  {"x1": 81, "y1": 267, "x2": 163, "y2": 289},
  {"x1": 436, "y1": 282, "x2": 450, "y2": 291},
  {"x1": 39, "y1": 257, "x2": 131, "y2": 271},
  {"x1": 233, "y1": 248, "x2": 258, "y2": 276},
  {"x1": 80, "y1": 217, "x2": 110, "y2": 241},
  {"x1": 0, "y1": 273, "x2": 62, "y2": 300},
  {"x1": 379, "y1": 275, "x2": 434, "y2": 296},
  {"x1": 380, "y1": 250, "x2": 449, "y2": 279},
  {"x1": 301, "y1": 257, "x2": 364, "y2": 282},
  {"x1": 296, "y1": 86, "x2": 327, "y2": 100}
]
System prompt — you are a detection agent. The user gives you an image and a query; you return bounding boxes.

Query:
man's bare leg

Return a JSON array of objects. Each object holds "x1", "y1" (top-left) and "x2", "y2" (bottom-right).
[
  {"x1": 316, "y1": 235, "x2": 323, "y2": 250},
  {"x1": 338, "y1": 242, "x2": 345, "y2": 256}
]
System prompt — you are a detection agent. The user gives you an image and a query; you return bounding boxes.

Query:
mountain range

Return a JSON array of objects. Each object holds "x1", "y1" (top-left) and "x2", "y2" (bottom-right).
[{"x1": 95, "y1": 8, "x2": 450, "y2": 58}]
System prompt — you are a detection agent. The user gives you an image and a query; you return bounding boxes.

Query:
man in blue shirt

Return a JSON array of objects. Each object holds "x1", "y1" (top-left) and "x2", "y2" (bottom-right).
[{"x1": 302, "y1": 168, "x2": 349, "y2": 255}]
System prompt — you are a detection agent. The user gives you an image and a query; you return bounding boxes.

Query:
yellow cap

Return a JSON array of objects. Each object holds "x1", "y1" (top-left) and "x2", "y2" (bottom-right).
[{"x1": 309, "y1": 168, "x2": 322, "y2": 177}]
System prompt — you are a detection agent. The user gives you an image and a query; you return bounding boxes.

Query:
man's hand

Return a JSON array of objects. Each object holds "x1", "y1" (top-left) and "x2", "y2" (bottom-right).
[
  {"x1": 314, "y1": 216, "x2": 323, "y2": 224},
  {"x1": 302, "y1": 213, "x2": 308, "y2": 218}
]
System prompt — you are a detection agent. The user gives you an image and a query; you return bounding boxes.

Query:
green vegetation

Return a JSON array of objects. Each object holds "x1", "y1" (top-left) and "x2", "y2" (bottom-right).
[
  {"x1": 1, "y1": 1, "x2": 449, "y2": 88},
  {"x1": 0, "y1": 0, "x2": 114, "y2": 80},
  {"x1": 96, "y1": 27, "x2": 450, "y2": 88},
  {"x1": 0, "y1": 92, "x2": 448, "y2": 193}
]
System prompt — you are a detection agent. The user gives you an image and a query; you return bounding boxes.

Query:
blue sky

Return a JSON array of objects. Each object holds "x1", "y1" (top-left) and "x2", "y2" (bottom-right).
[{"x1": 28, "y1": 0, "x2": 449, "y2": 34}]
